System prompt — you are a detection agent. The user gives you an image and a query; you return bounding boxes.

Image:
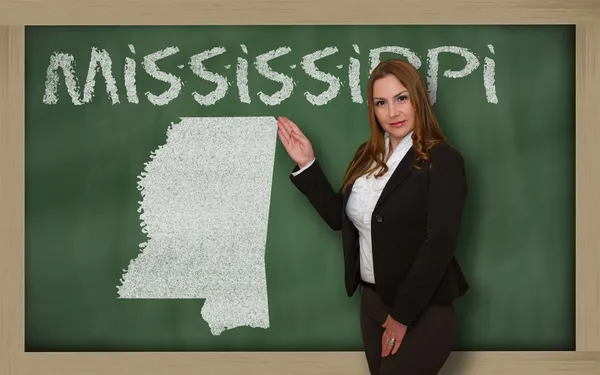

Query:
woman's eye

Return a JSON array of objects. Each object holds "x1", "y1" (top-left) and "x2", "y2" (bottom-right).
[
  {"x1": 397, "y1": 95, "x2": 408, "y2": 102},
  {"x1": 375, "y1": 101, "x2": 385, "y2": 106}
]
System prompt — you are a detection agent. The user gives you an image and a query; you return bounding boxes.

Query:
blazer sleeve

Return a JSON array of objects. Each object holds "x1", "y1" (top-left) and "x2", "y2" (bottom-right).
[
  {"x1": 389, "y1": 143, "x2": 468, "y2": 327},
  {"x1": 289, "y1": 159, "x2": 344, "y2": 231}
]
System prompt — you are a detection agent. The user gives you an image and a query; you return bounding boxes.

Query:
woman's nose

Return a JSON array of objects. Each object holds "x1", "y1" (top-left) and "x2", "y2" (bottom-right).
[{"x1": 388, "y1": 103, "x2": 398, "y2": 117}]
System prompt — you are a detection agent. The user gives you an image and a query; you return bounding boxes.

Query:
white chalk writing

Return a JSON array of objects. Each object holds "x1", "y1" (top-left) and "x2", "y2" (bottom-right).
[{"x1": 42, "y1": 43, "x2": 498, "y2": 106}]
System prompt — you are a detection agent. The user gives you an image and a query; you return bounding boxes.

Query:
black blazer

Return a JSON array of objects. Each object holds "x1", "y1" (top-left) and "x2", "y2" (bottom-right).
[{"x1": 289, "y1": 141, "x2": 469, "y2": 328}]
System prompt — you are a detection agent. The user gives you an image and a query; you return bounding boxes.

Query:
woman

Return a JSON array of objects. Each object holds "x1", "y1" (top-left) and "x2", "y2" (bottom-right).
[{"x1": 277, "y1": 59, "x2": 470, "y2": 375}]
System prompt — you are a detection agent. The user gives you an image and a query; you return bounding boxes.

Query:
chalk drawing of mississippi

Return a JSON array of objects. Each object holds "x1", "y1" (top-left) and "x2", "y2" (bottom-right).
[{"x1": 117, "y1": 116, "x2": 278, "y2": 336}]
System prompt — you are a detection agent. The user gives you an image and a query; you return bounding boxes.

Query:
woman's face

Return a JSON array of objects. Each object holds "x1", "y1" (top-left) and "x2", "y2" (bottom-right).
[{"x1": 372, "y1": 75, "x2": 415, "y2": 147}]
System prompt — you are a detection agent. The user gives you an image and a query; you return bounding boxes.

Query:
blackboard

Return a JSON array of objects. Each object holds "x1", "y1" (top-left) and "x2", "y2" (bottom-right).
[{"x1": 24, "y1": 24, "x2": 575, "y2": 352}]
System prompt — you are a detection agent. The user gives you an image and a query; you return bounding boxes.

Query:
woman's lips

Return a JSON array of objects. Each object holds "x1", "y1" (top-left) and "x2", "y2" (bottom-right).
[{"x1": 390, "y1": 120, "x2": 406, "y2": 127}]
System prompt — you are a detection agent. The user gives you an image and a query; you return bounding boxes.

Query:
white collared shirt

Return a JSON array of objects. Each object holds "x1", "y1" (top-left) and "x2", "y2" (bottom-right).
[{"x1": 292, "y1": 131, "x2": 414, "y2": 284}]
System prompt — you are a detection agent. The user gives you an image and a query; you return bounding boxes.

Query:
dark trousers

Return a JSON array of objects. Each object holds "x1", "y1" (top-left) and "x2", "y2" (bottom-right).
[{"x1": 360, "y1": 283, "x2": 456, "y2": 375}]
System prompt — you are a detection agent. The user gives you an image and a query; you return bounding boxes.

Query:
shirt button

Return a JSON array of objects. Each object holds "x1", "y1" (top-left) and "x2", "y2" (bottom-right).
[{"x1": 375, "y1": 214, "x2": 383, "y2": 223}]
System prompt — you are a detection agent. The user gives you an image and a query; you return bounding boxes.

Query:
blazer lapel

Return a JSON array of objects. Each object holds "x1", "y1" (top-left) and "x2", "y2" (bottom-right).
[{"x1": 374, "y1": 146, "x2": 416, "y2": 210}]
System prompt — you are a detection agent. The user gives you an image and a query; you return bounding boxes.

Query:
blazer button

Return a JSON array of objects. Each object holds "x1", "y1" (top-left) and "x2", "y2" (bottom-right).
[{"x1": 375, "y1": 214, "x2": 383, "y2": 223}]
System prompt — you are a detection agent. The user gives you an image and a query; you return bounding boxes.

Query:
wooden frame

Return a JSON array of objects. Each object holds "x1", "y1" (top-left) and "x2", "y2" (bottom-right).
[{"x1": 1, "y1": 0, "x2": 599, "y2": 374}]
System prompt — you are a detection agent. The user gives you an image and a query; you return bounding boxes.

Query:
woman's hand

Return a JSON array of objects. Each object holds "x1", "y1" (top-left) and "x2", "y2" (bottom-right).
[
  {"x1": 277, "y1": 116, "x2": 315, "y2": 168},
  {"x1": 381, "y1": 314, "x2": 408, "y2": 358}
]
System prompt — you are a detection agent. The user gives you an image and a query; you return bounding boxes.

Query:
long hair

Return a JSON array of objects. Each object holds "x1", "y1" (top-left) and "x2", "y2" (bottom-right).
[{"x1": 341, "y1": 59, "x2": 448, "y2": 193}]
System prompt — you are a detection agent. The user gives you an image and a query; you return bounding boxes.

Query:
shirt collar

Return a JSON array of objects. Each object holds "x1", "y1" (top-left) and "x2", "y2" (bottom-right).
[{"x1": 385, "y1": 130, "x2": 414, "y2": 159}]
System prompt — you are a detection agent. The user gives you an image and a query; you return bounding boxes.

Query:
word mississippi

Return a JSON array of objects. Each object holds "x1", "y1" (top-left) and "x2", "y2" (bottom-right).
[{"x1": 42, "y1": 44, "x2": 498, "y2": 107}]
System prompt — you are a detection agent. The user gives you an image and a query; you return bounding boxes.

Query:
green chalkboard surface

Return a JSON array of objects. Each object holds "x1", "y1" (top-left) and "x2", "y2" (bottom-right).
[{"x1": 25, "y1": 25, "x2": 575, "y2": 352}]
